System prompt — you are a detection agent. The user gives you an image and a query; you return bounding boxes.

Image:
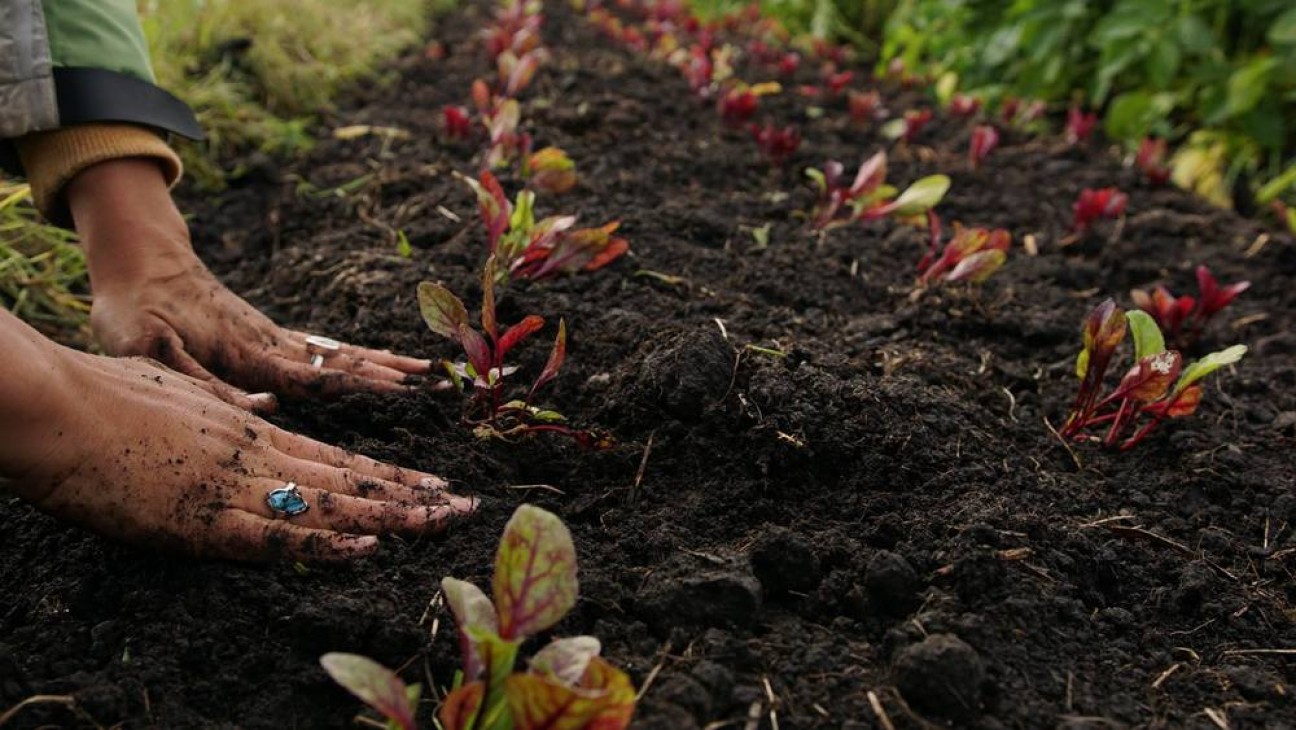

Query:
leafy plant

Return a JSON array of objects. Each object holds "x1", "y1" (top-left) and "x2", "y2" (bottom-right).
[
  {"x1": 321, "y1": 504, "x2": 635, "y2": 730},
  {"x1": 749, "y1": 122, "x2": 801, "y2": 166},
  {"x1": 522, "y1": 146, "x2": 578, "y2": 195},
  {"x1": 418, "y1": 259, "x2": 608, "y2": 447},
  {"x1": 459, "y1": 171, "x2": 628, "y2": 283},
  {"x1": 716, "y1": 81, "x2": 781, "y2": 127},
  {"x1": 947, "y1": 92, "x2": 981, "y2": 118},
  {"x1": 1072, "y1": 187, "x2": 1128, "y2": 233},
  {"x1": 1130, "y1": 265, "x2": 1250, "y2": 348},
  {"x1": 901, "y1": 108, "x2": 933, "y2": 142},
  {"x1": 805, "y1": 151, "x2": 950, "y2": 231},
  {"x1": 497, "y1": 48, "x2": 549, "y2": 98},
  {"x1": 445, "y1": 105, "x2": 475, "y2": 141},
  {"x1": 847, "y1": 89, "x2": 883, "y2": 124},
  {"x1": 1065, "y1": 107, "x2": 1098, "y2": 146},
  {"x1": 482, "y1": 98, "x2": 531, "y2": 170},
  {"x1": 1135, "y1": 137, "x2": 1170, "y2": 185},
  {"x1": 1060, "y1": 299, "x2": 1246, "y2": 450},
  {"x1": 917, "y1": 212, "x2": 1010, "y2": 286},
  {"x1": 968, "y1": 125, "x2": 999, "y2": 169}
]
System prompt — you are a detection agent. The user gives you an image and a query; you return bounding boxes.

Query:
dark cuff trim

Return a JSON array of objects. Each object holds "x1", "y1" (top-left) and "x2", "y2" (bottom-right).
[
  {"x1": 53, "y1": 67, "x2": 203, "y2": 141},
  {"x1": 1, "y1": 67, "x2": 202, "y2": 177}
]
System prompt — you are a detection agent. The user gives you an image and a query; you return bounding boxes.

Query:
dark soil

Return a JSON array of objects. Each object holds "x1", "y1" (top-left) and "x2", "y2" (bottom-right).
[{"x1": 4, "y1": 2, "x2": 1296, "y2": 728}]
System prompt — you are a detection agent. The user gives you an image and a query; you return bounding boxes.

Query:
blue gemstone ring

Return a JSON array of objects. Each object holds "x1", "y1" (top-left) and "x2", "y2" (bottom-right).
[{"x1": 266, "y1": 482, "x2": 310, "y2": 517}]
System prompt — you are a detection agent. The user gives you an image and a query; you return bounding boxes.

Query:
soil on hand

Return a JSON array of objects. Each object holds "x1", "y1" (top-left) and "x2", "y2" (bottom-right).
[{"x1": 3, "y1": 2, "x2": 1295, "y2": 727}]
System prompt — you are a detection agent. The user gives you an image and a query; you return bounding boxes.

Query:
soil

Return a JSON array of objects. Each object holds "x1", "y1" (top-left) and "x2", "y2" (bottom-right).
[{"x1": 4, "y1": 2, "x2": 1296, "y2": 728}]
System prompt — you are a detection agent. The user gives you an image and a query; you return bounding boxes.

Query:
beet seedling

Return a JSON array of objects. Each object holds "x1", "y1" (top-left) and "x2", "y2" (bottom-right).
[
  {"x1": 805, "y1": 151, "x2": 950, "y2": 231},
  {"x1": 418, "y1": 259, "x2": 609, "y2": 447},
  {"x1": 749, "y1": 122, "x2": 800, "y2": 166},
  {"x1": 1059, "y1": 299, "x2": 1246, "y2": 450},
  {"x1": 321, "y1": 505, "x2": 636, "y2": 730},
  {"x1": 968, "y1": 125, "x2": 999, "y2": 170},
  {"x1": 847, "y1": 90, "x2": 883, "y2": 125},
  {"x1": 717, "y1": 82, "x2": 780, "y2": 127},
  {"x1": 948, "y1": 93, "x2": 981, "y2": 118},
  {"x1": 522, "y1": 146, "x2": 577, "y2": 194},
  {"x1": 917, "y1": 212, "x2": 1011, "y2": 286},
  {"x1": 459, "y1": 171, "x2": 628, "y2": 283},
  {"x1": 1072, "y1": 187, "x2": 1128, "y2": 233},
  {"x1": 444, "y1": 105, "x2": 475, "y2": 142},
  {"x1": 1065, "y1": 107, "x2": 1097, "y2": 145},
  {"x1": 1135, "y1": 137, "x2": 1171, "y2": 186},
  {"x1": 1130, "y1": 265, "x2": 1250, "y2": 348}
]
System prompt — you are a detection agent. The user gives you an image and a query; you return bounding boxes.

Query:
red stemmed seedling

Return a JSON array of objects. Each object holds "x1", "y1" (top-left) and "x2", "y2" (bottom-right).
[
  {"x1": 481, "y1": 99, "x2": 531, "y2": 170},
  {"x1": 322, "y1": 504, "x2": 636, "y2": 730},
  {"x1": 749, "y1": 122, "x2": 800, "y2": 166},
  {"x1": 482, "y1": 0, "x2": 544, "y2": 60},
  {"x1": 1131, "y1": 265, "x2": 1250, "y2": 347},
  {"x1": 522, "y1": 146, "x2": 577, "y2": 194},
  {"x1": 823, "y1": 69, "x2": 853, "y2": 97},
  {"x1": 777, "y1": 51, "x2": 800, "y2": 76},
  {"x1": 948, "y1": 93, "x2": 981, "y2": 118},
  {"x1": 968, "y1": 125, "x2": 999, "y2": 169},
  {"x1": 902, "y1": 108, "x2": 933, "y2": 142},
  {"x1": 418, "y1": 258, "x2": 610, "y2": 447},
  {"x1": 1065, "y1": 107, "x2": 1097, "y2": 145},
  {"x1": 1059, "y1": 299, "x2": 1246, "y2": 450},
  {"x1": 444, "y1": 105, "x2": 474, "y2": 141},
  {"x1": 496, "y1": 48, "x2": 548, "y2": 98},
  {"x1": 917, "y1": 212, "x2": 1011, "y2": 287},
  {"x1": 847, "y1": 90, "x2": 883, "y2": 125},
  {"x1": 1135, "y1": 137, "x2": 1171, "y2": 185},
  {"x1": 805, "y1": 151, "x2": 950, "y2": 232},
  {"x1": 1072, "y1": 187, "x2": 1128, "y2": 233},
  {"x1": 716, "y1": 82, "x2": 780, "y2": 127},
  {"x1": 460, "y1": 170, "x2": 628, "y2": 283}
]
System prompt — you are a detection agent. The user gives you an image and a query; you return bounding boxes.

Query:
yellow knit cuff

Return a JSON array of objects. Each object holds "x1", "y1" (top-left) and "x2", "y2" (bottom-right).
[{"x1": 14, "y1": 123, "x2": 183, "y2": 226}]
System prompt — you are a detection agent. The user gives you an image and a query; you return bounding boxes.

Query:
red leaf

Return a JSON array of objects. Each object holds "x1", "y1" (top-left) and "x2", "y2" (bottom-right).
[
  {"x1": 418, "y1": 282, "x2": 469, "y2": 343},
  {"x1": 482, "y1": 258, "x2": 499, "y2": 341},
  {"x1": 968, "y1": 125, "x2": 999, "y2": 169},
  {"x1": 532, "y1": 318, "x2": 567, "y2": 395},
  {"x1": 460, "y1": 324, "x2": 493, "y2": 384},
  {"x1": 506, "y1": 657, "x2": 636, "y2": 730},
  {"x1": 1065, "y1": 107, "x2": 1097, "y2": 145},
  {"x1": 498, "y1": 315, "x2": 546, "y2": 360},
  {"x1": 1144, "y1": 384, "x2": 1203, "y2": 418}
]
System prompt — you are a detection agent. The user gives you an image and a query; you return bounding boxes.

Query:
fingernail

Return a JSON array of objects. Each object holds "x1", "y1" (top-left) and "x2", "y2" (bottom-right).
[
  {"x1": 249, "y1": 392, "x2": 278, "y2": 409},
  {"x1": 418, "y1": 476, "x2": 448, "y2": 491},
  {"x1": 348, "y1": 535, "x2": 380, "y2": 553},
  {"x1": 450, "y1": 494, "x2": 480, "y2": 513}
]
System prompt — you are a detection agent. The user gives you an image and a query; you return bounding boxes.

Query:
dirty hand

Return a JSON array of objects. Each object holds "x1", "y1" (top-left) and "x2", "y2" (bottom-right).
[
  {"x1": 1, "y1": 313, "x2": 475, "y2": 561},
  {"x1": 67, "y1": 158, "x2": 432, "y2": 402}
]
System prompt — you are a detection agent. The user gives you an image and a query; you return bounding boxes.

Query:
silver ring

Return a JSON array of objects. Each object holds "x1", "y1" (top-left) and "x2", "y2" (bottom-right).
[
  {"x1": 305, "y1": 335, "x2": 342, "y2": 353},
  {"x1": 311, "y1": 354, "x2": 325, "y2": 368},
  {"x1": 266, "y1": 481, "x2": 310, "y2": 517}
]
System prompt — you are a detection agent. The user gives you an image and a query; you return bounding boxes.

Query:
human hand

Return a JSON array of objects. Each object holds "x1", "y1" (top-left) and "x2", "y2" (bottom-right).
[
  {"x1": 67, "y1": 158, "x2": 432, "y2": 402},
  {"x1": 5, "y1": 346, "x2": 475, "y2": 562}
]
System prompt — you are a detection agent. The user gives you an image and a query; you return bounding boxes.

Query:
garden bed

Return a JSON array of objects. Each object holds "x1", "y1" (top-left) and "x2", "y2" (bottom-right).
[{"x1": 3, "y1": 1, "x2": 1295, "y2": 727}]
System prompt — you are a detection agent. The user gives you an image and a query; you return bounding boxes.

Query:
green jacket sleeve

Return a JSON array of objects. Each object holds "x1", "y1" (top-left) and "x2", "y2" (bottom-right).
[{"x1": 0, "y1": 0, "x2": 200, "y2": 177}]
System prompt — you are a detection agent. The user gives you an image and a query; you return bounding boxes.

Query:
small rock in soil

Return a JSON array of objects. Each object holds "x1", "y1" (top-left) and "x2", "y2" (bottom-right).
[
  {"x1": 630, "y1": 700, "x2": 701, "y2": 730},
  {"x1": 637, "y1": 553, "x2": 762, "y2": 634},
  {"x1": 892, "y1": 633, "x2": 985, "y2": 723},
  {"x1": 651, "y1": 673, "x2": 714, "y2": 720},
  {"x1": 864, "y1": 550, "x2": 921, "y2": 614},
  {"x1": 1173, "y1": 560, "x2": 1218, "y2": 614},
  {"x1": 750, "y1": 526, "x2": 822, "y2": 596}
]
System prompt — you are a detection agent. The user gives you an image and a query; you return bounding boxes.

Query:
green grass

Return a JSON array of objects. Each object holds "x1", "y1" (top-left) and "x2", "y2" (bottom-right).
[{"x1": 1, "y1": 0, "x2": 436, "y2": 345}]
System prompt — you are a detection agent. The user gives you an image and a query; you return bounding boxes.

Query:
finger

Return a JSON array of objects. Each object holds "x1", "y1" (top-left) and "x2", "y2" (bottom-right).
[
  {"x1": 266, "y1": 427, "x2": 451, "y2": 490},
  {"x1": 198, "y1": 509, "x2": 379, "y2": 563},
  {"x1": 342, "y1": 346, "x2": 433, "y2": 375},
  {"x1": 268, "y1": 355, "x2": 413, "y2": 398},
  {"x1": 289, "y1": 330, "x2": 433, "y2": 375},
  {"x1": 244, "y1": 478, "x2": 469, "y2": 536},
  {"x1": 328, "y1": 353, "x2": 413, "y2": 383},
  {"x1": 271, "y1": 457, "x2": 468, "y2": 508},
  {"x1": 150, "y1": 330, "x2": 278, "y2": 413}
]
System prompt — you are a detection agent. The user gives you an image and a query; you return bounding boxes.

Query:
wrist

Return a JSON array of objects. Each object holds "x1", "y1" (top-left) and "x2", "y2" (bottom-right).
[{"x1": 66, "y1": 157, "x2": 199, "y2": 295}]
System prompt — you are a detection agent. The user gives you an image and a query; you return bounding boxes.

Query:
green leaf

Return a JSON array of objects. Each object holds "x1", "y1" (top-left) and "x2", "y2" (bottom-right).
[
  {"x1": 1174, "y1": 15, "x2": 1215, "y2": 54},
  {"x1": 418, "y1": 281, "x2": 469, "y2": 342},
  {"x1": 1125, "y1": 310, "x2": 1166, "y2": 361},
  {"x1": 1222, "y1": 58, "x2": 1277, "y2": 120},
  {"x1": 1270, "y1": 7, "x2": 1296, "y2": 45},
  {"x1": 319, "y1": 654, "x2": 417, "y2": 730},
  {"x1": 1174, "y1": 345, "x2": 1247, "y2": 394},
  {"x1": 888, "y1": 175, "x2": 951, "y2": 217},
  {"x1": 492, "y1": 505, "x2": 579, "y2": 641},
  {"x1": 1255, "y1": 163, "x2": 1296, "y2": 204}
]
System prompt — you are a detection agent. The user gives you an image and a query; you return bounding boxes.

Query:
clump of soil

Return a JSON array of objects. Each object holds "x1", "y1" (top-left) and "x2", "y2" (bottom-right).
[{"x1": 3, "y1": 1, "x2": 1294, "y2": 728}]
